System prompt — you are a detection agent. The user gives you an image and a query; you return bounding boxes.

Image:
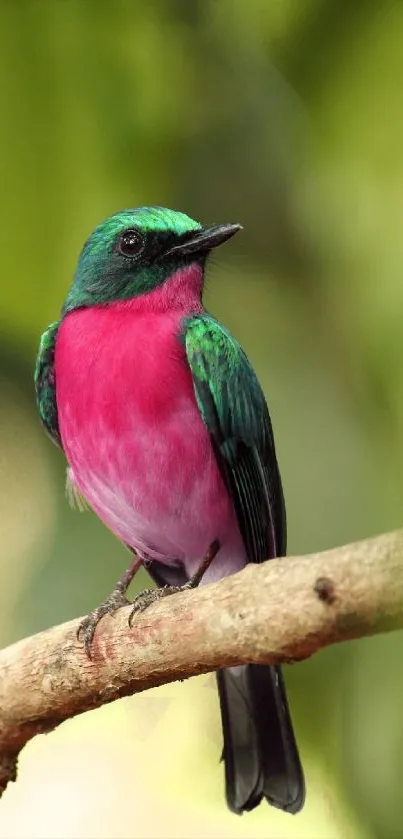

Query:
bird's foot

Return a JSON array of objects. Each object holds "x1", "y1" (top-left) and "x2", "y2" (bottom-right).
[
  {"x1": 128, "y1": 585, "x2": 183, "y2": 627},
  {"x1": 77, "y1": 553, "x2": 142, "y2": 658},
  {"x1": 128, "y1": 539, "x2": 220, "y2": 627},
  {"x1": 77, "y1": 588, "x2": 130, "y2": 658}
]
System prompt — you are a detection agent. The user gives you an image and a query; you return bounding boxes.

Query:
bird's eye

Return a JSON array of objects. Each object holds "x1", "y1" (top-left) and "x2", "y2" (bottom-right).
[{"x1": 118, "y1": 229, "x2": 144, "y2": 258}]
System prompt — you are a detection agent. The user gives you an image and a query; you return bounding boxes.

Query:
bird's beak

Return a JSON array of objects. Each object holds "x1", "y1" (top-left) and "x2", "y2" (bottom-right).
[{"x1": 164, "y1": 223, "x2": 242, "y2": 258}]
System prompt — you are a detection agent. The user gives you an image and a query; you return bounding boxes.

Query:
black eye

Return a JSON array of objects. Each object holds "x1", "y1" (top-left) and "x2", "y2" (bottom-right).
[{"x1": 118, "y1": 228, "x2": 144, "y2": 258}]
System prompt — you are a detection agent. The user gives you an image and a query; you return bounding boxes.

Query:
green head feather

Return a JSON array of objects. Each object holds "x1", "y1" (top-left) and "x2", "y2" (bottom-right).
[
  {"x1": 62, "y1": 206, "x2": 202, "y2": 314},
  {"x1": 62, "y1": 207, "x2": 241, "y2": 315}
]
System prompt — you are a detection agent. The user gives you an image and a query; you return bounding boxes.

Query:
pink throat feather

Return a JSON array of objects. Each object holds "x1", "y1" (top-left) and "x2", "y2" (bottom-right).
[{"x1": 55, "y1": 263, "x2": 246, "y2": 583}]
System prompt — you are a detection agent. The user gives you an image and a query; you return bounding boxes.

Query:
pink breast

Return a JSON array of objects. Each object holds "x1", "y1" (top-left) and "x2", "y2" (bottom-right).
[{"x1": 54, "y1": 299, "x2": 246, "y2": 580}]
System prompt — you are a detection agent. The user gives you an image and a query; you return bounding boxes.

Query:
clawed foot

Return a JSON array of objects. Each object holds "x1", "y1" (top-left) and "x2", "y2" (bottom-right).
[
  {"x1": 78, "y1": 582, "x2": 191, "y2": 656},
  {"x1": 77, "y1": 540, "x2": 220, "y2": 658},
  {"x1": 127, "y1": 539, "x2": 220, "y2": 626},
  {"x1": 77, "y1": 588, "x2": 130, "y2": 658},
  {"x1": 128, "y1": 584, "x2": 188, "y2": 627}
]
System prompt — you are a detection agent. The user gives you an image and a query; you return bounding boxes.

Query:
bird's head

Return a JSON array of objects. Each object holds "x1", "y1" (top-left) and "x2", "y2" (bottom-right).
[{"x1": 62, "y1": 206, "x2": 241, "y2": 314}]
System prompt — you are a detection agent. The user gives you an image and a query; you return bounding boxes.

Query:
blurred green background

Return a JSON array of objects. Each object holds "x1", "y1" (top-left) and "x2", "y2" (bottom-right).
[{"x1": 1, "y1": 1, "x2": 403, "y2": 837}]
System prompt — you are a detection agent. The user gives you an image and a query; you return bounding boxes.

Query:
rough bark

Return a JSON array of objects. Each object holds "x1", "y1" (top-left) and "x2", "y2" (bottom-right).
[{"x1": 1, "y1": 529, "x2": 403, "y2": 797}]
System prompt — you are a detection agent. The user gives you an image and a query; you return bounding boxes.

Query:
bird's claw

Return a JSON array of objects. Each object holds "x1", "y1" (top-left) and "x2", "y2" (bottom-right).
[
  {"x1": 78, "y1": 541, "x2": 220, "y2": 655},
  {"x1": 127, "y1": 585, "x2": 181, "y2": 627},
  {"x1": 127, "y1": 541, "x2": 220, "y2": 627},
  {"x1": 77, "y1": 588, "x2": 130, "y2": 659}
]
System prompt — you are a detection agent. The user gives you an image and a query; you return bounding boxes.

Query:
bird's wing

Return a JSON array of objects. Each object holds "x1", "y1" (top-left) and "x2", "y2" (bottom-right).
[
  {"x1": 183, "y1": 313, "x2": 286, "y2": 562},
  {"x1": 34, "y1": 321, "x2": 63, "y2": 449}
]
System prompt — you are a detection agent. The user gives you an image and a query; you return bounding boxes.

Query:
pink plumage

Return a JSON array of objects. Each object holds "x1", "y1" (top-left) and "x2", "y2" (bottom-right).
[{"x1": 55, "y1": 265, "x2": 246, "y2": 582}]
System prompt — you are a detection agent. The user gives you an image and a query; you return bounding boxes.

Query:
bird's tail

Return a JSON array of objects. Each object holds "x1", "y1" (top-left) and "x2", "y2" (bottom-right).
[{"x1": 216, "y1": 663, "x2": 305, "y2": 814}]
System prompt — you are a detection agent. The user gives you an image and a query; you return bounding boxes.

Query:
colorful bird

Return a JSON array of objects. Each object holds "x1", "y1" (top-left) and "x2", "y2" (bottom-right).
[{"x1": 35, "y1": 206, "x2": 305, "y2": 814}]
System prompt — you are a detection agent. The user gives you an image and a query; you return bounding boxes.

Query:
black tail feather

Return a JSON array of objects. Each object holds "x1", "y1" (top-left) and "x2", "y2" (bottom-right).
[
  {"x1": 217, "y1": 664, "x2": 305, "y2": 814},
  {"x1": 145, "y1": 558, "x2": 305, "y2": 814}
]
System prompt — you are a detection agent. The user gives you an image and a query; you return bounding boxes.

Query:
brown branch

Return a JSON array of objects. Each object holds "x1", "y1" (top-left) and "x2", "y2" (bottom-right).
[{"x1": 1, "y1": 529, "x2": 403, "y2": 797}]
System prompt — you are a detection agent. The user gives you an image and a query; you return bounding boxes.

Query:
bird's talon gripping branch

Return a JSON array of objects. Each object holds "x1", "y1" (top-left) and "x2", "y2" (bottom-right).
[
  {"x1": 128, "y1": 587, "x2": 172, "y2": 627},
  {"x1": 77, "y1": 589, "x2": 130, "y2": 658},
  {"x1": 127, "y1": 540, "x2": 220, "y2": 627},
  {"x1": 77, "y1": 553, "x2": 142, "y2": 658}
]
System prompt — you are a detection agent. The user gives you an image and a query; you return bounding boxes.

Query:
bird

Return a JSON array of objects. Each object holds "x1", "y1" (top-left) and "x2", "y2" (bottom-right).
[{"x1": 35, "y1": 206, "x2": 305, "y2": 815}]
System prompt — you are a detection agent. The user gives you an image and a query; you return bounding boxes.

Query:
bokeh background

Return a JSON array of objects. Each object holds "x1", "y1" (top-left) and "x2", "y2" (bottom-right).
[{"x1": 1, "y1": 1, "x2": 403, "y2": 837}]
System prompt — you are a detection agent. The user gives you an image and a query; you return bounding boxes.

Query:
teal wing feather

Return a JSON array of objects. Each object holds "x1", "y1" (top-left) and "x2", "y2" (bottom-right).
[
  {"x1": 183, "y1": 314, "x2": 286, "y2": 562},
  {"x1": 34, "y1": 321, "x2": 62, "y2": 448}
]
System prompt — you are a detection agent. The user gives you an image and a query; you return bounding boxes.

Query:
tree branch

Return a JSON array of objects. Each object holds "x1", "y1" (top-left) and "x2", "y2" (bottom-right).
[{"x1": 1, "y1": 529, "x2": 403, "y2": 797}]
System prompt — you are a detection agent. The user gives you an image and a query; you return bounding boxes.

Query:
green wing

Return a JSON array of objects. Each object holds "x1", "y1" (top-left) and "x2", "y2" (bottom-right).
[
  {"x1": 34, "y1": 321, "x2": 62, "y2": 448},
  {"x1": 183, "y1": 314, "x2": 286, "y2": 562}
]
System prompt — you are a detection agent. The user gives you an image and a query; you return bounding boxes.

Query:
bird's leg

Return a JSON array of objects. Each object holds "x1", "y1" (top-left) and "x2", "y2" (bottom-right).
[
  {"x1": 128, "y1": 539, "x2": 220, "y2": 628},
  {"x1": 77, "y1": 551, "x2": 143, "y2": 658},
  {"x1": 182, "y1": 539, "x2": 221, "y2": 589}
]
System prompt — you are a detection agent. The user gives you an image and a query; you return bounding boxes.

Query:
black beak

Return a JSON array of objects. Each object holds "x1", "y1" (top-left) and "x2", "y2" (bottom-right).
[{"x1": 164, "y1": 223, "x2": 242, "y2": 258}]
